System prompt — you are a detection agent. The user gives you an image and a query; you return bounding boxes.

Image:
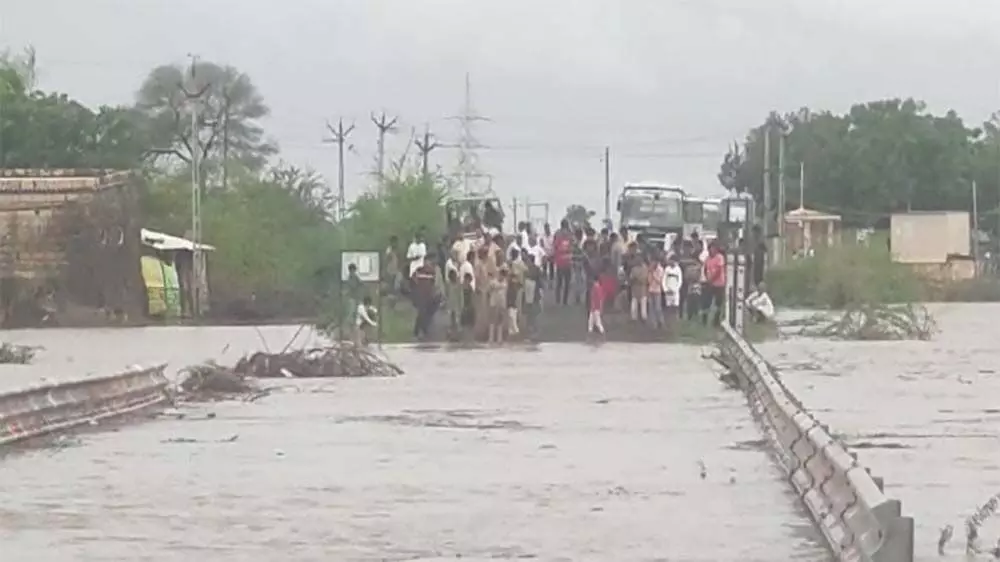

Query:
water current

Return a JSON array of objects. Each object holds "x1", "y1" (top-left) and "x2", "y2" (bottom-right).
[{"x1": 0, "y1": 326, "x2": 827, "y2": 561}]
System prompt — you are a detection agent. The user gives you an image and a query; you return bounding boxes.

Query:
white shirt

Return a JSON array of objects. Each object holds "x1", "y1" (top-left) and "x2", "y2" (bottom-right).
[
  {"x1": 355, "y1": 303, "x2": 378, "y2": 327},
  {"x1": 526, "y1": 243, "x2": 546, "y2": 266},
  {"x1": 451, "y1": 239, "x2": 471, "y2": 264},
  {"x1": 459, "y1": 260, "x2": 475, "y2": 290},
  {"x1": 406, "y1": 240, "x2": 427, "y2": 277},
  {"x1": 540, "y1": 234, "x2": 554, "y2": 255},
  {"x1": 663, "y1": 264, "x2": 683, "y2": 293},
  {"x1": 518, "y1": 230, "x2": 530, "y2": 249},
  {"x1": 747, "y1": 291, "x2": 775, "y2": 320},
  {"x1": 446, "y1": 258, "x2": 459, "y2": 277}
]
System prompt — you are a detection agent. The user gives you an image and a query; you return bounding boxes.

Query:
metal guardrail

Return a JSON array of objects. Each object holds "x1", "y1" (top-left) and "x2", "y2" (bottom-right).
[
  {"x1": 718, "y1": 324, "x2": 914, "y2": 562},
  {"x1": 0, "y1": 365, "x2": 168, "y2": 445}
]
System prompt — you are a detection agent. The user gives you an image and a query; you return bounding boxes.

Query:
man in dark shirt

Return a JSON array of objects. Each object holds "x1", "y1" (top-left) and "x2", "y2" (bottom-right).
[{"x1": 411, "y1": 258, "x2": 437, "y2": 340}]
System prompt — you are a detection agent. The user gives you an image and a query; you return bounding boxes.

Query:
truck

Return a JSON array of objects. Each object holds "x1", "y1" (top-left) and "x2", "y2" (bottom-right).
[{"x1": 617, "y1": 182, "x2": 685, "y2": 248}]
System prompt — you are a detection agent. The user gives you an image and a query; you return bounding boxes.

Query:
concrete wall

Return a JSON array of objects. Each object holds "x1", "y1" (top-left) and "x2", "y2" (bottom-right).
[
  {"x1": 718, "y1": 325, "x2": 914, "y2": 562},
  {"x1": 0, "y1": 365, "x2": 168, "y2": 445}
]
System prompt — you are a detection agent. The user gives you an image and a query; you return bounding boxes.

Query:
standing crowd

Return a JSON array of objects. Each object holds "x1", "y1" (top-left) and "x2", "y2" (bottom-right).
[{"x1": 363, "y1": 220, "x2": 772, "y2": 345}]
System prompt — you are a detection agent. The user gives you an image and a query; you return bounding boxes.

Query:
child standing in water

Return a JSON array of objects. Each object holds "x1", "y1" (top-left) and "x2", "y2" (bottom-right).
[
  {"x1": 488, "y1": 269, "x2": 509, "y2": 344},
  {"x1": 587, "y1": 275, "x2": 606, "y2": 337}
]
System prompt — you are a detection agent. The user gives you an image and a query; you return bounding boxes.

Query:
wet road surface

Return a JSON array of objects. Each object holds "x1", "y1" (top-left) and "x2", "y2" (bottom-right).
[
  {"x1": 0, "y1": 329, "x2": 828, "y2": 562},
  {"x1": 763, "y1": 303, "x2": 1000, "y2": 561}
]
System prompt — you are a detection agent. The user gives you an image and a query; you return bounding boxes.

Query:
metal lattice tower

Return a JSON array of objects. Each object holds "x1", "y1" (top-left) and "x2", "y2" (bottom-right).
[{"x1": 450, "y1": 72, "x2": 491, "y2": 195}]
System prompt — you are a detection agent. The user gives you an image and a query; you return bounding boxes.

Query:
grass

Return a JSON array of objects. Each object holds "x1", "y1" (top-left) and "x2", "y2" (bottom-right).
[{"x1": 767, "y1": 243, "x2": 923, "y2": 308}]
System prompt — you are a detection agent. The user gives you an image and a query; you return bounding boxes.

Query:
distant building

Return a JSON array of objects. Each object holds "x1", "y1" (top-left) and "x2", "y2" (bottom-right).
[
  {"x1": 890, "y1": 211, "x2": 975, "y2": 282},
  {"x1": 0, "y1": 169, "x2": 144, "y2": 326}
]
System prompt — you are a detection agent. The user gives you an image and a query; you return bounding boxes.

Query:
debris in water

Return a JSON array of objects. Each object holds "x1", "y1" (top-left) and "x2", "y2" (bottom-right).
[
  {"x1": 233, "y1": 343, "x2": 404, "y2": 378},
  {"x1": 938, "y1": 524, "x2": 952, "y2": 555},
  {"x1": 697, "y1": 460, "x2": 707, "y2": 480},
  {"x1": 808, "y1": 303, "x2": 936, "y2": 341},
  {"x1": 0, "y1": 342, "x2": 40, "y2": 364},
  {"x1": 179, "y1": 361, "x2": 260, "y2": 400}
]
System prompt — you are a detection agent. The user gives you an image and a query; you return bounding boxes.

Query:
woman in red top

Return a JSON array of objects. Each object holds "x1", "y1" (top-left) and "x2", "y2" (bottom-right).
[
  {"x1": 701, "y1": 243, "x2": 727, "y2": 326},
  {"x1": 553, "y1": 220, "x2": 574, "y2": 305}
]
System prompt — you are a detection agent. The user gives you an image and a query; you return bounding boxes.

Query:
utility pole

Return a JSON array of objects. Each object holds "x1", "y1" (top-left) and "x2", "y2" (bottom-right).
[
  {"x1": 799, "y1": 161, "x2": 806, "y2": 209},
  {"x1": 414, "y1": 125, "x2": 439, "y2": 179},
  {"x1": 604, "y1": 146, "x2": 611, "y2": 224},
  {"x1": 450, "y1": 72, "x2": 491, "y2": 195},
  {"x1": 180, "y1": 54, "x2": 210, "y2": 317},
  {"x1": 973, "y1": 179, "x2": 980, "y2": 271},
  {"x1": 324, "y1": 118, "x2": 356, "y2": 222},
  {"x1": 221, "y1": 93, "x2": 231, "y2": 191},
  {"x1": 371, "y1": 111, "x2": 398, "y2": 194},
  {"x1": 777, "y1": 127, "x2": 787, "y2": 265},
  {"x1": 762, "y1": 125, "x2": 772, "y2": 238}
]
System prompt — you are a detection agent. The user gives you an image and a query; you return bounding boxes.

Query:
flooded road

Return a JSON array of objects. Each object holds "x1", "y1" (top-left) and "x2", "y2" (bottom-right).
[
  {"x1": 762, "y1": 303, "x2": 1000, "y2": 561},
  {"x1": 0, "y1": 328, "x2": 827, "y2": 562}
]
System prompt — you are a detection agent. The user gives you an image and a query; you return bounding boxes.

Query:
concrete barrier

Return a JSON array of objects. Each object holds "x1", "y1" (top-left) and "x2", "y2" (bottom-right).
[
  {"x1": 0, "y1": 365, "x2": 169, "y2": 445},
  {"x1": 718, "y1": 324, "x2": 914, "y2": 562}
]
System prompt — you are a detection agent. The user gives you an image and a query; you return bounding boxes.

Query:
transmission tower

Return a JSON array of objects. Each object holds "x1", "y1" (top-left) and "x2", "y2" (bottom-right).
[{"x1": 449, "y1": 72, "x2": 491, "y2": 195}]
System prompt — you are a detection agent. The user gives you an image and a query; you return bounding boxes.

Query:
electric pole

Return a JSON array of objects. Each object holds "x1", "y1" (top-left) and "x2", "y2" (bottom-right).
[
  {"x1": 324, "y1": 118, "x2": 356, "y2": 222},
  {"x1": 180, "y1": 54, "x2": 210, "y2": 317},
  {"x1": 604, "y1": 146, "x2": 611, "y2": 225},
  {"x1": 221, "y1": 93, "x2": 231, "y2": 191},
  {"x1": 449, "y1": 72, "x2": 491, "y2": 195},
  {"x1": 973, "y1": 179, "x2": 980, "y2": 270},
  {"x1": 762, "y1": 125, "x2": 772, "y2": 238},
  {"x1": 371, "y1": 111, "x2": 398, "y2": 193},
  {"x1": 777, "y1": 125, "x2": 787, "y2": 265},
  {"x1": 414, "y1": 125, "x2": 439, "y2": 179}
]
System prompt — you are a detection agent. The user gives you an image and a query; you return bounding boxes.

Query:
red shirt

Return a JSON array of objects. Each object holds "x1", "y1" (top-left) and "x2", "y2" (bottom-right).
[
  {"x1": 704, "y1": 253, "x2": 726, "y2": 288},
  {"x1": 589, "y1": 281, "x2": 604, "y2": 312},
  {"x1": 553, "y1": 233, "x2": 572, "y2": 268}
]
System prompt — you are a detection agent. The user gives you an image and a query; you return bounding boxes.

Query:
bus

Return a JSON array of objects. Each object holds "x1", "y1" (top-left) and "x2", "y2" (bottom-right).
[
  {"x1": 617, "y1": 182, "x2": 685, "y2": 248},
  {"x1": 682, "y1": 195, "x2": 722, "y2": 242}
]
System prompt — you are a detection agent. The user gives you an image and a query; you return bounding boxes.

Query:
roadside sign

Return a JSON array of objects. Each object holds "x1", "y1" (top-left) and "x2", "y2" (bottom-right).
[{"x1": 341, "y1": 251, "x2": 380, "y2": 282}]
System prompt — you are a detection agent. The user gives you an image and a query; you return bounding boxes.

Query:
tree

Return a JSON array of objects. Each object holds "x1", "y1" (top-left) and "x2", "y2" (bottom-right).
[
  {"x1": 722, "y1": 98, "x2": 982, "y2": 227},
  {"x1": 135, "y1": 60, "x2": 277, "y2": 180},
  {"x1": 562, "y1": 204, "x2": 595, "y2": 229},
  {"x1": 0, "y1": 52, "x2": 150, "y2": 169}
]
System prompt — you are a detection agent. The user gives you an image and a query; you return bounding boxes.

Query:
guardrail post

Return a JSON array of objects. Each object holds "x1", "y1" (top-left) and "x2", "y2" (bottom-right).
[
  {"x1": 734, "y1": 253, "x2": 747, "y2": 334},
  {"x1": 725, "y1": 251, "x2": 736, "y2": 327}
]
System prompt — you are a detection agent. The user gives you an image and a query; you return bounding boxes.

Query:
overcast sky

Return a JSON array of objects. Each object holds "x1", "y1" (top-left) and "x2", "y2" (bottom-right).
[{"x1": 5, "y1": 0, "x2": 1000, "y2": 221}]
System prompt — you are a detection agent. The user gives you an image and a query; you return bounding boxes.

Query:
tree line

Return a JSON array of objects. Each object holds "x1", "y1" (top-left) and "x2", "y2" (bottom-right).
[
  {"x1": 719, "y1": 98, "x2": 1000, "y2": 231},
  {"x1": 0, "y1": 47, "x2": 450, "y2": 319}
]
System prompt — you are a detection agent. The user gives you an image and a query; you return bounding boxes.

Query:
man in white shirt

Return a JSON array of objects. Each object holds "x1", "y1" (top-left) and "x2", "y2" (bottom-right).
[
  {"x1": 525, "y1": 234, "x2": 546, "y2": 269},
  {"x1": 406, "y1": 231, "x2": 428, "y2": 279}
]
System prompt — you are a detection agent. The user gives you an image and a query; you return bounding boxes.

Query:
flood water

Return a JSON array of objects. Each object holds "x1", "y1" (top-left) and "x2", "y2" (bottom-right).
[
  {"x1": 761, "y1": 303, "x2": 1000, "y2": 562},
  {"x1": 0, "y1": 326, "x2": 827, "y2": 562}
]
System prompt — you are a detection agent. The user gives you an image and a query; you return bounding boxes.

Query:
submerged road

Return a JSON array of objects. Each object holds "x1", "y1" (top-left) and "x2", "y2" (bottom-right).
[{"x1": 0, "y1": 327, "x2": 827, "y2": 562}]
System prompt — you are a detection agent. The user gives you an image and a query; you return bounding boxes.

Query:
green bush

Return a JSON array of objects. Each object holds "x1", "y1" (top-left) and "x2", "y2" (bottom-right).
[{"x1": 766, "y1": 243, "x2": 922, "y2": 308}]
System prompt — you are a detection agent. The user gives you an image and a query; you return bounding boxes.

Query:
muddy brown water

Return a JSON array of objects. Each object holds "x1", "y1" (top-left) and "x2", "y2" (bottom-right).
[
  {"x1": 1, "y1": 302, "x2": 995, "y2": 561},
  {"x1": 0, "y1": 325, "x2": 827, "y2": 561},
  {"x1": 761, "y1": 303, "x2": 1000, "y2": 562}
]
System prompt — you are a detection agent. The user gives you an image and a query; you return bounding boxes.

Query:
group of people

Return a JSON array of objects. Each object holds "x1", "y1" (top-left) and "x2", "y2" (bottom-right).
[
  {"x1": 357, "y1": 220, "x2": 775, "y2": 345},
  {"x1": 378, "y1": 225, "x2": 548, "y2": 344}
]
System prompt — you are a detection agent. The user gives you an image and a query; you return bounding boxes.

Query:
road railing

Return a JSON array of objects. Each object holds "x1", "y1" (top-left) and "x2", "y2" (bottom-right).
[
  {"x1": 718, "y1": 323, "x2": 914, "y2": 562},
  {"x1": 0, "y1": 365, "x2": 169, "y2": 445}
]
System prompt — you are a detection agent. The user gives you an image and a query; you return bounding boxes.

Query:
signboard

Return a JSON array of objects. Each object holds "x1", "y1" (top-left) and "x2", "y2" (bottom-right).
[{"x1": 341, "y1": 251, "x2": 380, "y2": 282}]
